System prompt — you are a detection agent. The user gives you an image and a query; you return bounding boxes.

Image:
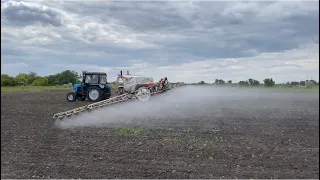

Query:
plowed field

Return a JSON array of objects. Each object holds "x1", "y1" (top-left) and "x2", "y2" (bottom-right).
[{"x1": 1, "y1": 87, "x2": 319, "y2": 179}]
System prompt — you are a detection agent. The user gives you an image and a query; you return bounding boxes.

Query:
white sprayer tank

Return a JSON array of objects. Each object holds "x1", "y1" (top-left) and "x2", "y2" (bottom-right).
[{"x1": 122, "y1": 75, "x2": 154, "y2": 92}]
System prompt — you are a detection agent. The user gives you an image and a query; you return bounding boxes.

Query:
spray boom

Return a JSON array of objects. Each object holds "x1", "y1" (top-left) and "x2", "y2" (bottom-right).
[{"x1": 52, "y1": 70, "x2": 184, "y2": 120}]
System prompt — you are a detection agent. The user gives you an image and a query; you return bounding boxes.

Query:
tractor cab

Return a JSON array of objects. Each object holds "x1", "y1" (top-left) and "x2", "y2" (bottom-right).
[{"x1": 82, "y1": 71, "x2": 108, "y2": 85}]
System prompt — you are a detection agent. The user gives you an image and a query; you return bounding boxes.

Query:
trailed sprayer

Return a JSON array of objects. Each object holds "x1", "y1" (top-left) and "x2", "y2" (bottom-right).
[{"x1": 52, "y1": 70, "x2": 183, "y2": 121}]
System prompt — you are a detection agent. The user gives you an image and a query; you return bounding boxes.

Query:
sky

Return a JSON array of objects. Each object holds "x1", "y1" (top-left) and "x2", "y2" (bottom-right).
[{"x1": 1, "y1": 0, "x2": 319, "y2": 83}]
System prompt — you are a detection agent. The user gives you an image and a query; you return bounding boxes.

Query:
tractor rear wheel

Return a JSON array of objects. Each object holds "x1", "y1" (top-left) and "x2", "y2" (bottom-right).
[
  {"x1": 86, "y1": 86, "x2": 103, "y2": 102},
  {"x1": 66, "y1": 92, "x2": 76, "y2": 102}
]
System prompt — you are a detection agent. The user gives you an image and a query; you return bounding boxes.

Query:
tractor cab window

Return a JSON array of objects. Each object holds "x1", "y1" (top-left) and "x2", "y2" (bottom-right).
[
  {"x1": 85, "y1": 74, "x2": 99, "y2": 84},
  {"x1": 91, "y1": 75, "x2": 99, "y2": 83},
  {"x1": 85, "y1": 75, "x2": 91, "y2": 83},
  {"x1": 100, "y1": 75, "x2": 107, "y2": 84}
]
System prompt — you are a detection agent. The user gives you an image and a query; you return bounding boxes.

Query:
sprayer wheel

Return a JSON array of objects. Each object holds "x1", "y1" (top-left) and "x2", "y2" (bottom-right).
[{"x1": 136, "y1": 87, "x2": 151, "y2": 102}]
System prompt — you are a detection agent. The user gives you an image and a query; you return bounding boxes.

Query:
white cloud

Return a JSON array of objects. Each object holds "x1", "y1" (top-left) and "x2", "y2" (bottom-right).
[
  {"x1": 1, "y1": 0, "x2": 319, "y2": 84},
  {"x1": 108, "y1": 43, "x2": 319, "y2": 83},
  {"x1": 1, "y1": 0, "x2": 65, "y2": 26}
]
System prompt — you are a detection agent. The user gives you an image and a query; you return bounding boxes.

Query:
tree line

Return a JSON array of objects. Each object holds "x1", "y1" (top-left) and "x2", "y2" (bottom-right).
[
  {"x1": 1, "y1": 70, "x2": 80, "y2": 86},
  {"x1": 1, "y1": 70, "x2": 318, "y2": 88},
  {"x1": 213, "y1": 78, "x2": 274, "y2": 87},
  {"x1": 198, "y1": 78, "x2": 318, "y2": 87}
]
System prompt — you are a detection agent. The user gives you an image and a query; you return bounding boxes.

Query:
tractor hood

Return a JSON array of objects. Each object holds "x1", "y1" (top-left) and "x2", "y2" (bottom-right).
[{"x1": 73, "y1": 83, "x2": 83, "y2": 92}]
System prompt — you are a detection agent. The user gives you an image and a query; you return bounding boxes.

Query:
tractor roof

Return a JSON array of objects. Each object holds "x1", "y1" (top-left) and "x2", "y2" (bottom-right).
[{"x1": 83, "y1": 71, "x2": 107, "y2": 75}]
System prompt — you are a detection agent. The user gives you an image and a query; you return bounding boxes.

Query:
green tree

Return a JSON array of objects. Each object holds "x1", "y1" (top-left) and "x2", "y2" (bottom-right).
[
  {"x1": 248, "y1": 78, "x2": 260, "y2": 86},
  {"x1": 218, "y1": 79, "x2": 225, "y2": 85},
  {"x1": 228, "y1": 80, "x2": 232, "y2": 84},
  {"x1": 252, "y1": 80, "x2": 260, "y2": 86},
  {"x1": 47, "y1": 74, "x2": 59, "y2": 85},
  {"x1": 238, "y1": 80, "x2": 249, "y2": 86},
  {"x1": 263, "y1": 78, "x2": 275, "y2": 87},
  {"x1": 26, "y1": 72, "x2": 40, "y2": 85},
  {"x1": 291, "y1": 81, "x2": 300, "y2": 87},
  {"x1": 55, "y1": 70, "x2": 79, "y2": 85},
  {"x1": 214, "y1": 79, "x2": 225, "y2": 85},
  {"x1": 15, "y1": 73, "x2": 29, "y2": 85},
  {"x1": 248, "y1": 78, "x2": 253, "y2": 85},
  {"x1": 284, "y1": 82, "x2": 291, "y2": 87},
  {"x1": 32, "y1": 77, "x2": 49, "y2": 86},
  {"x1": 1, "y1": 74, "x2": 17, "y2": 86}
]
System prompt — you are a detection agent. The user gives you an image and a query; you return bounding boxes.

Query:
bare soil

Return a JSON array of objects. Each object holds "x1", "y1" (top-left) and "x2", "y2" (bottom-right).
[{"x1": 1, "y1": 88, "x2": 319, "y2": 179}]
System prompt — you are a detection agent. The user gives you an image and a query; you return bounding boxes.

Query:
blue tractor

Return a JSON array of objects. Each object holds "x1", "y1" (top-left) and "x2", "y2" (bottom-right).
[{"x1": 66, "y1": 71, "x2": 112, "y2": 102}]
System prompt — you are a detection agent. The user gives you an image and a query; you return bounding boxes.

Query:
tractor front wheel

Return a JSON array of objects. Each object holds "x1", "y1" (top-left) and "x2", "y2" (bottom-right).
[
  {"x1": 66, "y1": 92, "x2": 76, "y2": 102},
  {"x1": 86, "y1": 86, "x2": 103, "y2": 102}
]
